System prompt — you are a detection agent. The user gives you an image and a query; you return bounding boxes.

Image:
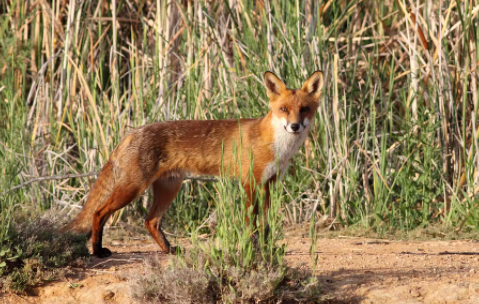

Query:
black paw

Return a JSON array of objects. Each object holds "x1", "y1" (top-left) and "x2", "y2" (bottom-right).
[
  {"x1": 167, "y1": 246, "x2": 182, "y2": 255},
  {"x1": 263, "y1": 225, "x2": 270, "y2": 243},
  {"x1": 93, "y1": 247, "x2": 112, "y2": 258}
]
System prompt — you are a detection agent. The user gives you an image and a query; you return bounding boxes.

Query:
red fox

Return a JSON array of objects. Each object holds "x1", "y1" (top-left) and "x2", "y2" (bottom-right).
[{"x1": 63, "y1": 71, "x2": 323, "y2": 258}]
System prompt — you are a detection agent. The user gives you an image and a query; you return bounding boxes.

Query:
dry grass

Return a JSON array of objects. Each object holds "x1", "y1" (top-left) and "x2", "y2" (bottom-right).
[{"x1": 130, "y1": 252, "x2": 323, "y2": 304}]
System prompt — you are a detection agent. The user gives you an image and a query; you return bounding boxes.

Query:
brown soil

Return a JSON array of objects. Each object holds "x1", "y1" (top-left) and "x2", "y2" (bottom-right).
[
  {"x1": 2, "y1": 231, "x2": 479, "y2": 304},
  {"x1": 286, "y1": 235, "x2": 479, "y2": 303}
]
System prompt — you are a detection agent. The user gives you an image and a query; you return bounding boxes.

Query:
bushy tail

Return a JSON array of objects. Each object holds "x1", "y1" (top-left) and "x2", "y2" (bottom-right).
[{"x1": 62, "y1": 162, "x2": 115, "y2": 238}]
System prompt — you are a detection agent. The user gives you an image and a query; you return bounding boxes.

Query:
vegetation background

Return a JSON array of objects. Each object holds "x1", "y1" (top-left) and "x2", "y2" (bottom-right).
[{"x1": 1, "y1": 0, "x2": 479, "y2": 298}]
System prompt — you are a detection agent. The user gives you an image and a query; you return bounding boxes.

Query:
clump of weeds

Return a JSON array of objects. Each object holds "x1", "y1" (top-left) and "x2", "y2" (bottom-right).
[{"x1": 0, "y1": 213, "x2": 89, "y2": 293}]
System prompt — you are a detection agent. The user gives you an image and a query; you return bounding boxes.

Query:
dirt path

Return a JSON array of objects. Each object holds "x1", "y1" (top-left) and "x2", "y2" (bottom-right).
[
  {"x1": 286, "y1": 237, "x2": 479, "y2": 303},
  {"x1": 2, "y1": 235, "x2": 479, "y2": 303}
]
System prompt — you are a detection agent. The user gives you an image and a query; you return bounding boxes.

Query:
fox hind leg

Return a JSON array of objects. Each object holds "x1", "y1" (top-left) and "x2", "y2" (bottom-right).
[
  {"x1": 145, "y1": 175, "x2": 184, "y2": 254},
  {"x1": 91, "y1": 184, "x2": 146, "y2": 258}
]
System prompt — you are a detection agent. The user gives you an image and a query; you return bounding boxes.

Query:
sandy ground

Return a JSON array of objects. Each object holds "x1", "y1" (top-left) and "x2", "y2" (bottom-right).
[
  {"x1": 286, "y1": 236, "x2": 479, "y2": 303},
  {"x1": 2, "y1": 231, "x2": 479, "y2": 304}
]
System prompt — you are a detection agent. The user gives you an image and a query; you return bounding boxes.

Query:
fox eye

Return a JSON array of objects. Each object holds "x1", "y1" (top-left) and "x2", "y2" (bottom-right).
[
  {"x1": 300, "y1": 106, "x2": 310, "y2": 113},
  {"x1": 280, "y1": 107, "x2": 288, "y2": 112}
]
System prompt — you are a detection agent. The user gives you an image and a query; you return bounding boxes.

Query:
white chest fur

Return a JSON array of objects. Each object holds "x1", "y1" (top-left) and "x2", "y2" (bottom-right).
[{"x1": 261, "y1": 116, "x2": 309, "y2": 182}]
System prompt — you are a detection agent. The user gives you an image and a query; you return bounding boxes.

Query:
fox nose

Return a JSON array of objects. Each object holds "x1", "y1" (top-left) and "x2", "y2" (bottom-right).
[{"x1": 290, "y1": 123, "x2": 300, "y2": 132}]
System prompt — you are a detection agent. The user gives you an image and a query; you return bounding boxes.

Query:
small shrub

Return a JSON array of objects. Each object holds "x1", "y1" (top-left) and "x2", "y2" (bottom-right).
[
  {"x1": 130, "y1": 252, "x2": 323, "y2": 304},
  {"x1": 130, "y1": 256, "x2": 219, "y2": 304},
  {"x1": 0, "y1": 214, "x2": 89, "y2": 293}
]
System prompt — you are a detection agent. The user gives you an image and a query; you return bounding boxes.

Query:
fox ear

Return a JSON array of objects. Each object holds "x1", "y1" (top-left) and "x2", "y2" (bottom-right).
[
  {"x1": 301, "y1": 71, "x2": 323, "y2": 100},
  {"x1": 264, "y1": 71, "x2": 286, "y2": 98}
]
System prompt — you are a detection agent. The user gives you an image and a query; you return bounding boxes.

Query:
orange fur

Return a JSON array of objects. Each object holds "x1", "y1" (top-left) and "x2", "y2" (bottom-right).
[{"x1": 63, "y1": 71, "x2": 324, "y2": 258}]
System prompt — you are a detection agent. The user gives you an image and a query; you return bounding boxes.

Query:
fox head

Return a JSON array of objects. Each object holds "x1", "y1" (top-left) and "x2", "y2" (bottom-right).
[{"x1": 264, "y1": 71, "x2": 323, "y2": 135}]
